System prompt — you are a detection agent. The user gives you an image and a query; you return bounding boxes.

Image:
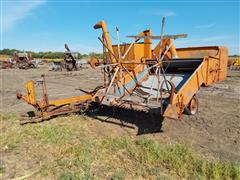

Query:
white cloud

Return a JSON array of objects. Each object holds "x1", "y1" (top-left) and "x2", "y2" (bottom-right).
[
  {"x1": 196, "y1": 35, "x2": 235, "y2": 42},
  {"x1": 152, "y1": 10, "x2": 176, "y2": 17},
  {"x1": 194, "y1": 23, "x2": 215, "y2": 29},
  {"x1": 1, "y1": 0, "x2": 46, "y2": 32},
  {"x1": 138, "y1": 9, "x2": 176, "y2": 17},
  {"x1": 135, "y1": 24, "x2": 141, "y2": 27}
]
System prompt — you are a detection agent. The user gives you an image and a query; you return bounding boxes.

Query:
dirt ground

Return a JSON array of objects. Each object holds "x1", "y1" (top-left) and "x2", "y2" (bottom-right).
[{"x1": 1, "y1": 64, "x2": 240, "y2": 163}]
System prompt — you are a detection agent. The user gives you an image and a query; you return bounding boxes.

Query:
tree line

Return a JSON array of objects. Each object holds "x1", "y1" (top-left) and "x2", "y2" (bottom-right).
[
  {"x1": 1, "y1": 48, "x2": 238, "y2": 59},
  {"x1": 0, "y1": 48, "x2": 103, "y2": 59}
]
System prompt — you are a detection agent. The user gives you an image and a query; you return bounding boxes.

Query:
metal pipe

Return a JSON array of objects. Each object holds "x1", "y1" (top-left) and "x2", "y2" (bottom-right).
[
  {"x1": 94, "y1": 20, "x2": 116, "y2": 63},
  {"x1": 116, "y1": 26, "x2": 121, "y2": 60},
  {"x1": 158, "y1": 17, "x2": 165, "y2": 59},
  {"x1": 121, "y1": 38, "x2": 139, "y2": 60},
  {"x1": 105, "y1": 66, "x2": 120, "y2": 96},
  {"x1": 98, "y1": 37, "x2": 118, "y2": 63},
  {"x1": 147, "y1": 42, "x2": 173, "y2": 71},
  {"x1": 156, "y1": 66, "x2": 161, "y2": 102},
  {"x1": 147, "y1": 66, "x2": 159, "y2": 103},
  {"x1": 41, "y1": 75, "x2": 49, "y2": 106}
]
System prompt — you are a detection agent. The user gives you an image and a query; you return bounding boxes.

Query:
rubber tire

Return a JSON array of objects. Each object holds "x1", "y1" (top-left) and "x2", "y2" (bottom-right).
[{"x1": 184, "y1": 96, "x2": 199, "y2": 115}]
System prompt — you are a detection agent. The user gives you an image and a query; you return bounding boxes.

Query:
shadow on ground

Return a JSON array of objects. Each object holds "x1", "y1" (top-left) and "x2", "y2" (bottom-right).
[{"x1": 85, "y1": 105, "x2": 164, "y2": 135}]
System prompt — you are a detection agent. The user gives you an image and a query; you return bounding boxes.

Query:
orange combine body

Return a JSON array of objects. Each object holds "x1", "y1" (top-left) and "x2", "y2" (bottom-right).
[{"x1": 17, "y1": 20, "x2": 228, "y2": 124}]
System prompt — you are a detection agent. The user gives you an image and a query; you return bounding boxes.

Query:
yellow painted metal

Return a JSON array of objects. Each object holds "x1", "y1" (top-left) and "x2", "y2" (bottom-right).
[
  {"x1": 176, "y1": 46, "x2": 228, "y2": 84},
  {"x1": 152, "y1": 39, "x2": 178, "y2": 59},
  {"x1": 143, "y1": 30, "x2": 152, "y2": 59},
  {"x1": 228, "y1": 56, "x2": 240, "y2": 69},
  {"x1": 94, "y1": 20, "x2": 116, "y2": 64},
  {"x1": 112, "y1": 30, "x2": 152, "y2": 70},
  {"x1": 17, "y1": 20, "x2": 229, "y2": 121},
  {"x1": 48, "y1": 94, "x2": 93, "y2": 107},
  {"x1": 25, "y1": 80, "x2": 36, "y2": 105},
  {"x1": 169, "y1": 39, "x2": 178, "y2": 58},
  {"x1": 163, "y1": 46, "x2": 228, "y2": 119},
  {"x1": 19, "y1": 80, "x2": 93, "y2": 109},
  {"x1": 112, "y1": 43, "x2": 145, "y2": 69}
]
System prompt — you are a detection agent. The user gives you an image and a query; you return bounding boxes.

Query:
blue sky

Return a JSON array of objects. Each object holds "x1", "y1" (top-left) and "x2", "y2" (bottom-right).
[{"x1": 1, "y1": 0, "x2": 239, "y2": 55}]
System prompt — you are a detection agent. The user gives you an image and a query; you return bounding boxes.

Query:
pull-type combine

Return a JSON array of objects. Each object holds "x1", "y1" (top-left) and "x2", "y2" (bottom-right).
[{"x1": 16, "y1": 20, "x2": 228, "y2": 124}]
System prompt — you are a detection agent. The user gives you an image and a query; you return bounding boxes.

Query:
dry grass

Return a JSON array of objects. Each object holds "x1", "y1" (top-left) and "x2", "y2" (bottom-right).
[{"x1": 0, "y1": 113, "x2": 239, "y2": 179}]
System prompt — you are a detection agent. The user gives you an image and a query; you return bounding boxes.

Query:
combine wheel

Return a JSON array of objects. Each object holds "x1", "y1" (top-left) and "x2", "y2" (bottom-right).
[{"x1": 184, "y1": 95, "x2": 199, "y2": 115}]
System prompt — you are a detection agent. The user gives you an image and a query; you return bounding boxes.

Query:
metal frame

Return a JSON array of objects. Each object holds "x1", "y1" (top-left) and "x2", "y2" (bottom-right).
[{"x1": 16, "y1": 20, "x2": 228, "y2": 123}]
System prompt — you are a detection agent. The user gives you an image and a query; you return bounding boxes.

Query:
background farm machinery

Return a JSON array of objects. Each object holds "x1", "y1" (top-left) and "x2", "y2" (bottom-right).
[
  {"x1": 228, "y1": 56, "x2": 240, "y2": 70},
  {"x1": 17, "y1": 19, "x2": 228, "y2": 124},
  {"x1": 49, "y1": 44, "x2": 82, "y2": 71},
  {"x1": 0, "y1": 52, "x2": 38, "y2": 69}
]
